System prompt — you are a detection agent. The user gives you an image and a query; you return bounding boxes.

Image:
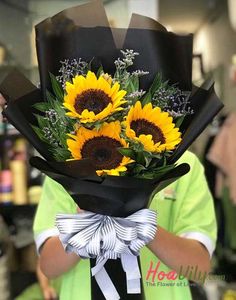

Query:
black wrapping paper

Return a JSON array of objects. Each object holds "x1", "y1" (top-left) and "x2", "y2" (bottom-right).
[
  {"x1": 29, "y1": 155, "x2": 190, "y2": 217},
  {"x1": 35, "y1": 0, "x2": 193, "y2": 97},
  {"x1": 0, "y1": 1, "x2": 224, "y2": 299}
]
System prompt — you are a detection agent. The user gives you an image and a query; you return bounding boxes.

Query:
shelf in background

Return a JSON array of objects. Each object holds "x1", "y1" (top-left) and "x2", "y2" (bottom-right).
[
  {"x1": 0, "y1": 203, "x2": 37, "y2": 224},
  {"x1": 0, "y1": 203, "x2": 37, "y2": 213}
]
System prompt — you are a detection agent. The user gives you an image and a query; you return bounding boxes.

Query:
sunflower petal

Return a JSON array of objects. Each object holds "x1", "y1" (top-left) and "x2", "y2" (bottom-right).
[{"x1": 125, "y1": 101, "x2": 181, "y2": 152}]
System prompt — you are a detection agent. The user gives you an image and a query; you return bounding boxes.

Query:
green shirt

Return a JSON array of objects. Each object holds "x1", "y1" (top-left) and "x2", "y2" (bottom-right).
[{"x1": 33, "y1": 151, "x2": 216, "y2": 300}]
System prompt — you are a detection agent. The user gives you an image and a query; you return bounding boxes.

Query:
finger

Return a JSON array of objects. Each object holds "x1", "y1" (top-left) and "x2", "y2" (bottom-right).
[
  {"x1": 43, "y1": 289, "x2": 57, "y2": 300},
  {"x1": 43, "y1": 290, "x2": 51, "y2": 300},
  {"x1": 49, "y1": 288, "x2": 57, "y2": 299},
  {"x1": 0, "y1": 94, "x2": 6, "y2": 112},
  {"x1": 77, "y1": 206, "x2": 84, "y2": 213}
]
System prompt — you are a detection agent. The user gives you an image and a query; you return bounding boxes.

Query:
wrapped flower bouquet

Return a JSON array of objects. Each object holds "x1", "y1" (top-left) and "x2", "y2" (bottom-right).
[{"x1": 0, "y1": 1, "x2": 223, "y2": 299}]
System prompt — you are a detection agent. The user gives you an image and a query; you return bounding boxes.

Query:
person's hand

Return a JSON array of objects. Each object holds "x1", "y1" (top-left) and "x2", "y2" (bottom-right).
[
  {"x1": 37, "y1": 260, "x2": 58, "y2": 299},
  {"x1": 42, "y1": 285, "x2": 58, "y2": 300},
  {"x1": 0, "y1": 93, "x2": 7, "y2": 123},
  {"x1": 77, "y1": 206, "x2": 84, "y2": 213},
  {"x1": 0, "y1": 93, "x2": 6, "y2": 111}
]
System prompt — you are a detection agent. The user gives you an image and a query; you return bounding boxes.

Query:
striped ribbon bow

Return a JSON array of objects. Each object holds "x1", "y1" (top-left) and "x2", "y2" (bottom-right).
[{"x1": 56, "y1": 209, "x2": 157, "y2": 300}]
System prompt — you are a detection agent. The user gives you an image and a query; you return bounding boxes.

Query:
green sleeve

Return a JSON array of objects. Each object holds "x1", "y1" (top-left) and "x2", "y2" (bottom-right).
[
  {"x1": 173, "y1": 151, "x2": 217, "y2": 256},
  {"x1": 33, "y1": 176, "x2": 77, "y2": 251}
]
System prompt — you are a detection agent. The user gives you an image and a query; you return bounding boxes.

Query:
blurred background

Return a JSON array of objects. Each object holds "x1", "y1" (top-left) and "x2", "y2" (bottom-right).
[{"x1": 0, "y1": 0, "x2": 236, "y2": 299}]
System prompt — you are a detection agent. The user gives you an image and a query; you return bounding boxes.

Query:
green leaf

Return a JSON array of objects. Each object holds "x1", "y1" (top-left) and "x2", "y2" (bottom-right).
[
  {"x1": 96, "y1": 66, "x2": 104, "y2": 77},
  {"x1": 31, "y1": 125, "x2": 49, "y2": 144},
  {"x1": 136, "y1": 151, "x2": 145, "y2": 165},
  {"x1": 136, "y1": 172, "x2": 155, "y2": 179},
  {"x1": 118, "y1": 147, "x2": 135, "y2": 159},
  {"x1": 175, "y1": 116, "x2": 185, "y2": 128},
  {"x1": 133, "y1": 164, "x2": 146, "y2": 173},
  {"x1": 152, "y1": 164, "x2": 175, "y2": 176},
  {"x1": 150, "y1": 152, "x2": 162, "y2": 159},
  {"x1": 49, "y1": 73, "x2": 64, "y2": 101},
  {"x1": 53, "y1": 147, "x2": 71, "y2": 161},
  {"x1": 35, "y1": 114, "x2": 48, "y2": 129},
  {"x1": 141, "y1": 91, "x2": 152, "y2": 105},
  {"x1": 88, "y1": 57, "x2": 94, "y2": 71},
  {"x1": 46, "y1": 90, "x2": 56, "y2": 106},
  {"x1": 141, "y1": 150, "x2": 153, "y2": 167},
  {"x1": 149, "y1": 73, "x2": 163, "y2": 95},
  {"x1": 125, "y1": 76, "x2": 140, "y2": 96},
  {"x1": 94, "y1": 122, "x2": 103, "y2": 131},
  {"x1": 53, "y1": 100, "x2": 66, "y2": 115},
  {"x1": 144, "y1": 155, "x2": 152, "y2": 168},
  {"x1": 32, "y1": 102, "x2": 50, "y2": 112},
  {"x1": 130, "y1": 76, "x2": 139, "y2": 91},
  {"x1": 131, "y1": 141, "x2": 144, "y2": 152}
]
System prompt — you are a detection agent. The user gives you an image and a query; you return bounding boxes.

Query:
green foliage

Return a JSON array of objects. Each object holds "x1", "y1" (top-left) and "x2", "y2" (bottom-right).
[
  {"x1": 49, "y1": 73, "x2": 64, "y2": 101},
  {"x1": 119, "y1": 139, "x2": 176, "y2": 180},
  {"x1": 32, "y1": 74, "x2": 76, "y2": 161},
  {"x1": 140, "y1": 73, "x2": 179, "y2": 111},
  {"x1": 136, "y1": 163, "x2": 176, "y2": 180},
  {"x1": 96, "y1": 66, "x2": 104, "y2": 77},
  {"x1": 149, "y1": 73, "x2": 163, "y2": 95},
  {"x1": 118, "y1": 147, "x2": 136, "y2": 160},
  {"x1": 87, "y1": 58, "x2": 94, "y2": 71},
  {"x1": 53, "y1": 147, "x2": 71, "y2": 161},
  {"x1": 32, "y1": 102, "x2": 51, "y2": 112},
  {"x1": 141, "y1": 91, "x2": 152, "y2": 105},
  {"x1": 31, "y1": 125, "x2": 49, "y2": 144},
  {"x1": 175, "y1": 115, "x2": 185, "y2": 128},
  {"x1": 128, "y1": 148, "x2": 176, "y2": 180},
  {"x1": 125, "y1": 75, "x2": 139, "y2": 95}
]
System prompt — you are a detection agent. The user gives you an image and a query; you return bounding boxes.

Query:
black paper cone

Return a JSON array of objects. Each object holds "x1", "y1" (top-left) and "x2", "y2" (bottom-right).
[{"x1": 29, "y1": 155, "x2": 190, "y2": 217}]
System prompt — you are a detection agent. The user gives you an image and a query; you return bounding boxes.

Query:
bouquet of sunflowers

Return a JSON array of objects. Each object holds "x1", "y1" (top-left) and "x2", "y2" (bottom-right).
[
  {"x1": 33, "y1": 49, "x2": 190, "y2": 180},
  {"x1": 0, "y1": 1, "x2": 223, "y2": 300}
]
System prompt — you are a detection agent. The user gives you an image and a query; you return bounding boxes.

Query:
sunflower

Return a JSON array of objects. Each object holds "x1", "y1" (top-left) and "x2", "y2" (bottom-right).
[
  {"x1": 63, "y1": 71, "x2": 126, "y2": 123},
  {"x1": 124, "y1": 101, "x2": 181, "y2": 152},
  {"x1": 67, "y1": 121, "x2": 133, "y2": 176}
]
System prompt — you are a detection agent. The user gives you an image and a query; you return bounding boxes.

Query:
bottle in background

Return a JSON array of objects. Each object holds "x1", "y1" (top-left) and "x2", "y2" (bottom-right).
[
  {"x1": 0, "y1": 138, "x2": 13, "y2": 205},
  {"x1": 28, "y1": 147, "x2": 43, "y2": 204},
  {"x1": 10, "y1": 138, "x2": 28, "y2": 205}
]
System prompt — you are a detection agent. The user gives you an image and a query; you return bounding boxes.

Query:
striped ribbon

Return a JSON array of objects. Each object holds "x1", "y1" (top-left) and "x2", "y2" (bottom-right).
[{"x1": 56, "y1": 209, "x2": 157, "y2": 300}]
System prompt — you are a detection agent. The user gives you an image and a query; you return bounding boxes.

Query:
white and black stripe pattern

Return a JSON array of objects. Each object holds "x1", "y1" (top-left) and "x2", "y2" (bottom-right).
[{"x1": 56, "y1": 209, "x2": 157, "y2": 300}]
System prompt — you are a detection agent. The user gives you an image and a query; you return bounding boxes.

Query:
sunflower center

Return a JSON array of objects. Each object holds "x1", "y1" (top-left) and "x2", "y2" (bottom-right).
[
  {"x1": 131, "y1": 119, "x2": 166, "y2": 144},
  {"x1": 74, "y1": 89, "x2": 111, "y2": 115},
  {"x1": 81, "y1": 136, "x2": 123, "y2": 170}
]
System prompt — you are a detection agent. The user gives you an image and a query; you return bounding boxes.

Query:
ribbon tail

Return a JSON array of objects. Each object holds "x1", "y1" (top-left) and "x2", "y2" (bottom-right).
[
  {"x1": 121, "y1": 253, "x2": 141, "y2": 294},
  {"x1": 93, "y1": 265, "x2": 120, "y2": 300}
]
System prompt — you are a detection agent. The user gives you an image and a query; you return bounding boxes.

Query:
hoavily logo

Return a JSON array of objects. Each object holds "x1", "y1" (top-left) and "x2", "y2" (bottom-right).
[{"x1": 146, "y1": 261, "x2": 207, "y2": 284}]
